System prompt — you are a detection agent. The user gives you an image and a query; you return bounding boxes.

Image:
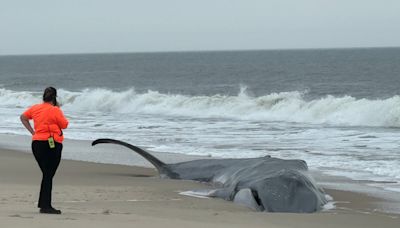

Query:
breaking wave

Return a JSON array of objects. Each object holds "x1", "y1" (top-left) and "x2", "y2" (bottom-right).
[{"x1": 2, "y1": 87, "x2": 400, "y2": 127}]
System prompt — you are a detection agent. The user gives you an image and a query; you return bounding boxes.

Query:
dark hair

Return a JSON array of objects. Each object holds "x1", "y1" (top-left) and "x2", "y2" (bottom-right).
[{"x1": 43, "y1": 87, "x2": 57, "y2": 106}]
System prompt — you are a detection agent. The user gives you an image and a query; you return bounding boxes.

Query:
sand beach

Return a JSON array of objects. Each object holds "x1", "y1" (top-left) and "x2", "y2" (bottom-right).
[
  {"x1": 0, "y1": 135, "x2": 399, "y2": 228},
  {"x1": 2, "y1": 1, "x2": 400, "y2": 227}
]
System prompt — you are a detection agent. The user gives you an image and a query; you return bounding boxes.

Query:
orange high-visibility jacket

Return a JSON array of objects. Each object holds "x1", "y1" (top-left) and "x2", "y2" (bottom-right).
[{"x1": 23, "y1": 103, "x2": 69, "y2": 143}]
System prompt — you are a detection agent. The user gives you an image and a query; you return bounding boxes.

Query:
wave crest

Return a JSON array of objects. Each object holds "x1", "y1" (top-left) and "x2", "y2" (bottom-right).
[{"x1": 2, "y1": 87, "x2": 400, "y2": 127}]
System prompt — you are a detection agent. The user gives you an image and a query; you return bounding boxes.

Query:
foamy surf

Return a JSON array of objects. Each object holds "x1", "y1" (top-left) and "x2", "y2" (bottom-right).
[
  {"x1": 2, "y1": 87, "x2": 400, "y2": 127},
  {"x1": 1, "y1": 87, "x2": 400, "y2": 194}
]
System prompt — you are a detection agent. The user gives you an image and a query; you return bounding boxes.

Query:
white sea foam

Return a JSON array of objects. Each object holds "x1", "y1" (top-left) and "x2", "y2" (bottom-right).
[
  {"x1": 322, "y1": 201, "x2": 336, "y2": 211},
  {"x1": 2, "y1": 87, "x2": 400, "y2": 127},
  {"x1": 2, "y1": 87, "x2": 400, "y2": 193},
  {"x1": 0, "y1": 88, "x2": 40, "y2": 107}
]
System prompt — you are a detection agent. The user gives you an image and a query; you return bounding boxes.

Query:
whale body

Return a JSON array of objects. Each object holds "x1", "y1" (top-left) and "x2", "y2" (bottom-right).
[{"x1": 92, "y1": 138, "x2": 328, "y2": 213}]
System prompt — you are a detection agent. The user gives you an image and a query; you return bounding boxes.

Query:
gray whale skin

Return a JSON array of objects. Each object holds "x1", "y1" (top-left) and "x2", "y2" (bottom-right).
[{"x1": 92, "y1": 138, "x2": 328, "y2": 213}]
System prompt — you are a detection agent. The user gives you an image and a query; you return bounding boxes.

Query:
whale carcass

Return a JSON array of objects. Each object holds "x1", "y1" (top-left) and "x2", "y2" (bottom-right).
[{"x1": 92, "y1": 138, "x2": 328, "y2": 213}]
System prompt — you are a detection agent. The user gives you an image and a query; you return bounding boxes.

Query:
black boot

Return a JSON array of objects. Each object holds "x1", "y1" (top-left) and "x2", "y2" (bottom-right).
[{"x1": 39, "y1": 207, "x2": 62, "y2": 214}]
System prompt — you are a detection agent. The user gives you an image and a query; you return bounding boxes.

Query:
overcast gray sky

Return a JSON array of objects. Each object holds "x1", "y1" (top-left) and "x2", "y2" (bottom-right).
[{"x1": 1, "y1": 0, "x2": 399, "y2": 55}]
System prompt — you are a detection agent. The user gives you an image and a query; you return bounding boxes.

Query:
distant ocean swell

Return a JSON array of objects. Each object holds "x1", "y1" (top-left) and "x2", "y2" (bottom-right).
[{"x1": 1, "y1": 87, "x2": 400, "y2": 127}]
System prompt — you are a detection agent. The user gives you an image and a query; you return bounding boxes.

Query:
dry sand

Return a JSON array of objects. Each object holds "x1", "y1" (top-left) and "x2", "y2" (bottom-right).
[{"x1": 1, "y1": 146, "x2": 399, "y2": 228}]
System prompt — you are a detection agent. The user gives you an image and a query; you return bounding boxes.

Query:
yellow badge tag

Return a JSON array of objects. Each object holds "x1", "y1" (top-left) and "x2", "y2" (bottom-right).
[{"x1": 48, "y1": 137, "x2": 55, "y2": 149}]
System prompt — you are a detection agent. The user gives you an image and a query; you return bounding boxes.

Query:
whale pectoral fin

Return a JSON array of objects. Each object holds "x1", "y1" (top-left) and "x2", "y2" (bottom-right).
[{"x1": 233, "y1": 188, "x2": 264, "y2": 211}]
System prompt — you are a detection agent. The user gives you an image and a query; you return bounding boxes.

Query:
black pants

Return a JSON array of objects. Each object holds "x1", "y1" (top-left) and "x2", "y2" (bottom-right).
[{"x1": 32, "y1": 140, "x2": 62, "y2": 209}]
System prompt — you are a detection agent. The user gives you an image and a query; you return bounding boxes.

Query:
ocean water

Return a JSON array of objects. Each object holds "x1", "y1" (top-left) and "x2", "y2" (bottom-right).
[{"x1": 1, "y1": 48, "x2": 400, "y2": 194}]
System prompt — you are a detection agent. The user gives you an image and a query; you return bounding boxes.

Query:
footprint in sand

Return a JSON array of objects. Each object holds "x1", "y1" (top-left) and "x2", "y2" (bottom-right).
[
  {"x1": 58, "y1": 217, "x2": 78, "y2": 221},
  {"x1": 9, "y1": 214, "x2": 33, "y2": 219},
  {"x1": 102, "y1": 209, "x2": 112, "y2": 215}
]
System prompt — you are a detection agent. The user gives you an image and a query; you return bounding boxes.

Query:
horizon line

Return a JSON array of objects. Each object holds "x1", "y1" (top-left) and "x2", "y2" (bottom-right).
[{"x1": 1, "y1": 45, "x2": 400, "y2": 57}]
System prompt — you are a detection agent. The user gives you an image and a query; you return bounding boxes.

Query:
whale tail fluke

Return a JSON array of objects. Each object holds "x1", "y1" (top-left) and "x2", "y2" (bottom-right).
[{"x1": 92, "y1": 138, "x2": 180, "y2": 179}]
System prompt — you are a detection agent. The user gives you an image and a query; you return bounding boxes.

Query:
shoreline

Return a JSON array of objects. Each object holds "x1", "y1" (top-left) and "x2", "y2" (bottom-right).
[
  {"x1": 1, "y1": 146, "x2": 399, "y2": 227},
  {"x1": 1, "y1": 133, "x2": 400, "y2": 215}
]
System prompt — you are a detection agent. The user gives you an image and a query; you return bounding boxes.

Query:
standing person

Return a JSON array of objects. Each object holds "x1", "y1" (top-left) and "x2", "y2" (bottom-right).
[{"x1": 20, "y1": 87, "x2": 68, "y2": 214}]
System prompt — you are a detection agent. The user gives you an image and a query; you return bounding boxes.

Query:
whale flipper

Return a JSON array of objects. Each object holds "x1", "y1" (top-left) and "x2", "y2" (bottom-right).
[{"x1": 92, "y1": 138, "x2": 179, "y2": 178}]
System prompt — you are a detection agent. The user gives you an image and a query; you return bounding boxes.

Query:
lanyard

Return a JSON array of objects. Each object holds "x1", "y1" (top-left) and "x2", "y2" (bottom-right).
[{"x1": 47, "y1": 124, "x2": 54, "y2": 138}]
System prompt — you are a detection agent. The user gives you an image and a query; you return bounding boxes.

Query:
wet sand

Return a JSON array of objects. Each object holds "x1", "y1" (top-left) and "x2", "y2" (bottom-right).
[{"x1": 0, "y1": 143, "x2": 399, "y2": 227}]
